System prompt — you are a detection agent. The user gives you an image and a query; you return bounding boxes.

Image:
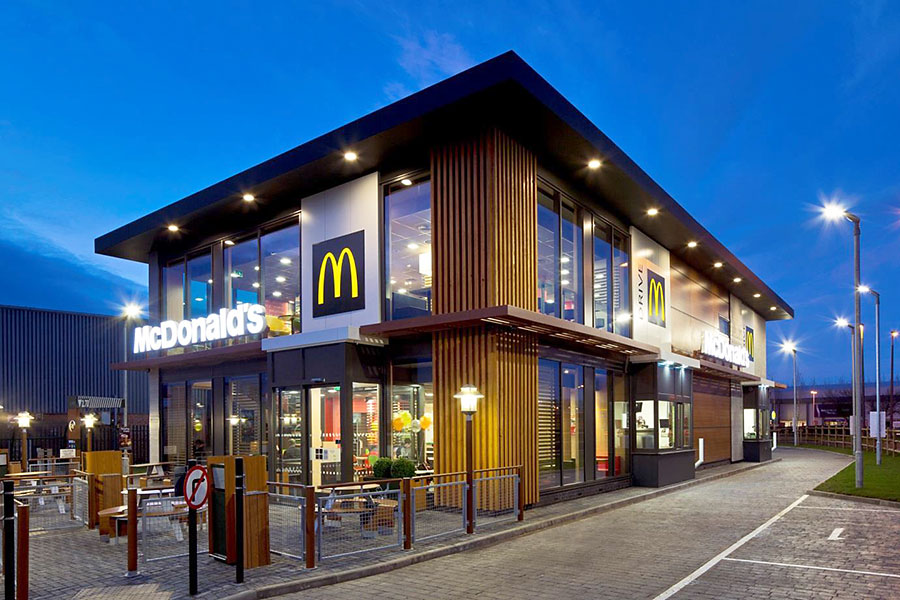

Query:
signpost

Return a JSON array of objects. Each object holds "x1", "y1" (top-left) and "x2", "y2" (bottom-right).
[{"x1": 183, "y1": 461, "x2": 209, "y2": 596}]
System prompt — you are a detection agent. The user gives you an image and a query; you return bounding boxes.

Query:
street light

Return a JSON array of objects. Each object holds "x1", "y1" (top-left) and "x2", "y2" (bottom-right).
[
  {"x1": 82, "y1": 413, "x2": 98, "y2": 452},
  {"x1": 821, "y1": 202, "x2": 863, "y2": 488},
  {"x1": 859, "y1": 286, "x2": 883, "y2": 465},
  {"x1": 454, "y1": 384, "x2": 483, "y2": 534},
  {"x1": 810, "y1": 390, "x2": 818, "y2": 426},
  {"x1": 121, "y1": 303, "x2": 142, "y2": 429},
  {"x1": 780, "y1": 342, "x2": 799, "y2": 446},
  {"x1": 891, "y1": 330, "x2": 898, "y2": 440},
  {"x1": 16, "y1": 411, "x2": 33, "y2": 471}
]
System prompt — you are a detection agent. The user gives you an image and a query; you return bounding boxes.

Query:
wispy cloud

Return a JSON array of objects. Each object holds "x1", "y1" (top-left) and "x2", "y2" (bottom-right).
[
  {"x1": 846, "y1": 0, "x2": 900, "y2": 88},
  {"x1": 383, "y1": 30, "x2": 474, "y2": 101}
]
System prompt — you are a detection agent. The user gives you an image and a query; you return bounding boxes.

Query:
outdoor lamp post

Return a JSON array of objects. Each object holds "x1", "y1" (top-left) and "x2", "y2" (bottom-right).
[
  {"x1": 454, "y1": 384, "x2": 482, "y2": 534},
  {"x1": 121, "y1": 303, "x2": 142, "y2": 429},
  {"x1": 810, "y1": 390, "x2": 818, "y2": 427},
  {"x1": 822, "y1": 203, "x2": 864, "y2": 488},
  {"x1": 859, "y1": 286, "x2": 883, "y2": 465},
  {"x1": 82, "y1": 413, "x2": 98, "y2": 453},
  {"x1": 891, "y1": 330, "x2": 898, "y2": 436},
  {"x1": 16, "y1": 411, "x2": 33, "y2": 471},
  {"x1": 780, "y1": 342, "x2": 799, "y2": 446}
]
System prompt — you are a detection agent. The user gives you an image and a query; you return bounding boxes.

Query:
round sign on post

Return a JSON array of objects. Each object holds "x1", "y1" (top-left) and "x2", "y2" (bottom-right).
[{"x1": 184, "y1": 465, "x2": 210, "y2": 510}]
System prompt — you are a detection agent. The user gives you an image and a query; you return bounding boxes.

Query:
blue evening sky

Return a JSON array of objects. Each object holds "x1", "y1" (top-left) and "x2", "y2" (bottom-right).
[{"x1": 2, "y1": 1, "x2": 900, "y2": 385}]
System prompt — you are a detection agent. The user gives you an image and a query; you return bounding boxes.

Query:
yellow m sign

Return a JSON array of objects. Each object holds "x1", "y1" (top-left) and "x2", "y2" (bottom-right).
[
  {"x1": 317, "y1": 247, "x2": 359, "y2": 305},
  {"x1": 312, "y1": 230, "x2": 366, "y2": 317},
  {"x1": 647, "y1": 269, "x2": 666, "y2": 327}
]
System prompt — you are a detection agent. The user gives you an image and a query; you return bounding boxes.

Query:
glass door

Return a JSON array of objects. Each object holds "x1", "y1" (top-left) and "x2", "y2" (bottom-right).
[
  {"x1": 275, "y1": 388, "x2": 305, "y2": 485},
  {"x1": 309, "y1": 385, "x2": 342, "y2": 486}
]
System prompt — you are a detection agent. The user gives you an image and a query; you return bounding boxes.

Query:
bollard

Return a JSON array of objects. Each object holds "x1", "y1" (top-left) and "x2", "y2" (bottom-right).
[
  {"x1": 187, "y1": 459, "x2": 197, "y2": 595},
  {"x1": 304, "y1": 486, "x2": 316, "y2": 569},
  {"x1": 402, "y1": 479, "x2": 412, "y2": 550},
  {"x1": 517, "y1": 465, "x2": 524, "y2": 522},
  {"x1": 4, "y1": 480, "x2": 16, "y2": 600},
  {"x1": 15, "y1": 503, "x2": 27, "y2": 600},
  {"x1": 126, "y1": 488, "x2": 138, "y2": 577},
  {"x1": 234, "y1": 457, "x2": 244, "y2": 584}
]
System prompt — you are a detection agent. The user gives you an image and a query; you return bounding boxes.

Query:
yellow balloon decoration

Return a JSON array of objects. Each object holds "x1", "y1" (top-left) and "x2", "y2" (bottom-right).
[
  {"x1": 392, "y1": 416, "x2": 405, "y2": 432},
  {"x1": 419, "y1": 414, "x2": 432, "y2": 430},
  {"x1": 399, "y1": 410, "x2": 412, "y2": 427}
]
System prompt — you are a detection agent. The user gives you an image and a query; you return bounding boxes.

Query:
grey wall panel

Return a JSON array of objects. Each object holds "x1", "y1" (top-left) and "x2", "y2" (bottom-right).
[{"x1": 0, "y1": 305, "x2": 149, "y2": 415}]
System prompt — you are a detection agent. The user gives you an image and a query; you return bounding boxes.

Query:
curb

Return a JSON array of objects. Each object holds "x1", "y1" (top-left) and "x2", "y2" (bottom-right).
[
  {"x1": 225, "y1": 458, "x2": 782, "y2": 600},
  {"x1": 807, "y1": 489, "x2": 900, "y2": 509}
]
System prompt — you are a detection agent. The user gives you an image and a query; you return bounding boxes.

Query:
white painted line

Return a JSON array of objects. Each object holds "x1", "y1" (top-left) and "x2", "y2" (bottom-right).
[
  {"x1": 653, "y1": 494, "x2": 809, "y2": 600},
  {"x1": 723, "y1": 557, "x2": 900, "y2": 579},
  {"x1": 827, "y1": 527, "x2": 845, "y2": 540},
  {"x1": 796, "y1": 505, "x2": 900, "y2": 514}
]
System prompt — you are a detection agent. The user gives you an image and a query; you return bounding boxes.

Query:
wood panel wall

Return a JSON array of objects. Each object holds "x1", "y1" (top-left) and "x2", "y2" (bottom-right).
[
  {"x1": 431, "y1": 129, "x2": 540, "y2": 504},
  {"x1": 693, "y1": 375, "x2": 732, "y2": 464}
]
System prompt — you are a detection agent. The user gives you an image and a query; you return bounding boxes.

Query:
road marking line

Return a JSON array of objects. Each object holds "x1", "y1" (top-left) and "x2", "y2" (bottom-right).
[
  {"x1": 827, "y1": 527, "x2": 845, "y2": 540},
  {"x1": 722, "y1": 557, "x2": 900, "y2": 579},
  {"x1": 796, "y1": 505, "x2": 900, "y2": 514},
  {"x1": 652, "y1": 494, "x2": 808, "y2": 600}
]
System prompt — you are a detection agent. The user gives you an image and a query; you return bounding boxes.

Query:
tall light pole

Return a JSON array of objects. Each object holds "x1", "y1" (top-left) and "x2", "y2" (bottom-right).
[
  {"x1": 454, "y1": 384, "x2": 482, "y2": 535},
  {"x1": 836, "y1": 318, "x2": 856, "y2": 431},
  {"x1": 810, "y1": 390, "x2": 818, "y2": 426},
  {"x1": 780, "y1": 341, "x2": 799, "y2": 446},
  {"x1": 859, "y1": 286, "x2": 882, "y2": 465},
  {"x1": 121, "y1": 303, "x2": 142, "y2": 428},
  {"x1": 822, "y1": 203, "x2": 863, "y2": 488},
  {"x1": 891, "y1": 330, "x2": 898, "y2": 435}
]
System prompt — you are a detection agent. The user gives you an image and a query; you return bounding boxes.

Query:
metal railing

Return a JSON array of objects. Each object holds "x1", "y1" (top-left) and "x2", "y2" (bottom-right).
[
  {"x1": 267, "y1": 482, "x2": 306, "y2": 560},
  {"x1": 776, "y1": 425, "x2": 900, "y2": 456},
  {"x1": 410, "y1": 472, "x2": 467, "y2": 543},
  {"x1": 139, "y1": 497, "x2": 208, "y2": 563},
  {"x1": 72, "y1": 473, "x2": 90, "y2": 526},
  {"x1": 316, "y1": 481, "x2": 403, "y2": 560},
  {"x1": 473, "y1": 467, "x2": 520, "y2": 529}
]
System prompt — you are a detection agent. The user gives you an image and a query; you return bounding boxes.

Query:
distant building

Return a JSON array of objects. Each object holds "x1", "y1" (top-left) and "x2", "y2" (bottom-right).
[{"x1": 771, "y1": 382, "x2": 898, "y2": 427}]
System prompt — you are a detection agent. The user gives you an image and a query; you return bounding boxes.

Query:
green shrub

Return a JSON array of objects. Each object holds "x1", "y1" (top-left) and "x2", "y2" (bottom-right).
[
  {"x1": 373, "y1": 457, "x2": 393, "y2": 479},
  {"x1": 391, "y1": 457, "x2": 416, "y2": 479}
]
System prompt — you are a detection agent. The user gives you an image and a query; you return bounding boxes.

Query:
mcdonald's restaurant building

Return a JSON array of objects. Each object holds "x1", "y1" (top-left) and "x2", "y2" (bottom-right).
[{"x1": 97, "y1": 52, "x2": 792, "y2": 506}]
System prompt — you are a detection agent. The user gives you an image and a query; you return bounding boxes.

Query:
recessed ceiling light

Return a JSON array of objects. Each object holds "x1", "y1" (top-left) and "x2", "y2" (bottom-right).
[
  {"x1": 401, "y1": 178, "x2": 412, "y2": 186},
  {"x1": 733, "y1": 277, "x2": 742, "y2": 283},
  {"x1": 167, "y1": 224, "x2": 179, "y2": 232},
  {"x1": 194, "y1": 297, "x2": 203, "y2": 302},
  {"x1": 275, "y1": 276, "x2": 286, "y2": 283},
  {"x1": 242, "y1": 193, "x2": 255, "y2": 202},
  {"x1": 687, "y1": 241, "x2": 698, "y2": 248},
  {"x1": 280, "y1": 257, "x2": 292, "y2": 265},
  {"x1": 397, "y1": 288, "x2": 408, "y2": 294},
  {"x1": 561, "y1": 280, "x2": 570, "y2": 286},
  {"x1": 753, "y1": 293, "x2": 761, "y2": 298},
  {"x1": 713, "y1": 262, "x2": 723, "y2": 268},
  {"x1": 224, "y1": 240, "x2": 235, "y2": 246},
  {"x1": 251, "y1": 282, "x2": 260, "y2": 288},
  {"x1": 647, "y1": 208, "x2": 659, "y2": 216},
  {"x1": 770, "y1": 306, "x2": 777, "y2": 311},
  {"x1": 407, "y1": 242, "x2": 419, "y2": 250},
  {"x1": 588, "y1": 159, "x2": 602, "y2": 169},
  {"x1": 561, "y1": 269, "x2": 570, "y2": 275},
  {"x1": 344, "y1": 151, "x2": 358, "y2": 161},
  {"x1": 561, "y1": 256, "x2": 570, "y2": 264},
  {"x1": 272, "y1": 291, "x2": 282, "y2": 298},
  {"x1": 207, "y1": 279, "x2": 213, "y2": 284}
]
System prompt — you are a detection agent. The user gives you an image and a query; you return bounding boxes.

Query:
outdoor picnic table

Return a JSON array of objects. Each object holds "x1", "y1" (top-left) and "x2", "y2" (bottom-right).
[{"x1": 99, "y1": 499, "x2": 202, "y2": 543}]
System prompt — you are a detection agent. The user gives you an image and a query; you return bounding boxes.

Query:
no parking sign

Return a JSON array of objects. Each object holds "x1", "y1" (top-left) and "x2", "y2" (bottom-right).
[{"x1": 183, "y1": 465, "x2": 209, "y2": 510}]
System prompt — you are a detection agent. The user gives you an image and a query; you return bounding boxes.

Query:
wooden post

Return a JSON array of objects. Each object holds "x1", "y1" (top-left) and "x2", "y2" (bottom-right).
[
  {"x1": 517, "y1": 465, "x2": 524, "y2": 522},
  {"x1": 87, "y1": 473, "x2": 97, "y2": 530},
  {"x1": 4, "y1": 480, "x2": 15, "y2": 600},
  {"x1": 20, "y1": 430, "x2": 27, "y2": 472},
  {"x1": 402, "y1": 479, "x2": 412, "y2": 549},
  {"x1": 234, "y1": 457, "x2": 244, "y2": 584},
  {"x1": 465, "y1": 415, "x2": 474, "y2": 534},
  {"x1": 127, "y1": 488, "x2": 138, "y2": 576},
  {"x1": 15, "y1": 503, "x2": 27, "y2": 600},
  {"x1": 304, "y1": 486, "x2": 316, "y2": 569}
]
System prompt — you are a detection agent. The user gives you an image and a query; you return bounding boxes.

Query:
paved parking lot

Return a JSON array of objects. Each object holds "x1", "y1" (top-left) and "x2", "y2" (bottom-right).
[{"x1": 288, "y1": 449, "x2": 900, "y2": 600}]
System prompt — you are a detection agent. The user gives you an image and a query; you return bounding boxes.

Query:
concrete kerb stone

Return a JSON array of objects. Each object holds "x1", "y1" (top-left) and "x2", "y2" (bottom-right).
[
  {"x1": 807, "y1": 489, "x2": 900, "y2": 509},
  {"x1": 225, "y1": 458, "x2": 783, "y2": 600}
]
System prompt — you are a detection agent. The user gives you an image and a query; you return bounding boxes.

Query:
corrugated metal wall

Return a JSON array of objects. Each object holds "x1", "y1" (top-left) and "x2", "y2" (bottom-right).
[{"x1": 0, "y1": 305, "x2": 148, "y2": 415}]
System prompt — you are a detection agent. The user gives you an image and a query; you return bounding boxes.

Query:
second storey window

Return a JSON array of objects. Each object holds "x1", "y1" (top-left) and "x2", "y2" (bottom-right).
[
  {"x1": 384, "y1": 176, "x2": 432, "y2": 320},
  {"x1": 537, "y1": 186, "x2": 582, "y2": 323}
]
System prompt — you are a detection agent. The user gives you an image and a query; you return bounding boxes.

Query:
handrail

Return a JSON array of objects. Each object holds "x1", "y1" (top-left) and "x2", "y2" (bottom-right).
[
  {"x1": 317, "y1": 478, "x2": 402, "y2": 489},
  {"x1": 410, "y1": 471, "x2": 466, "y2": 481},
  {"x1": 473, "y1": 465, "x2": 522, "y2": 476},
  {"x1": 1, "y1": 473, "x2": 77, "y2": 483},
  {"x1": 266, "y1": 481, "x2": 307, "y2": 490}
]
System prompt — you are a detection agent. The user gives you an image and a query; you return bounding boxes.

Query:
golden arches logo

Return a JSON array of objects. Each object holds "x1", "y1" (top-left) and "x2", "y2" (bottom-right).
[
  {"x1": 648, "y1": 278, "x2": 665, "y2": 322},
  {"x1": 746, "y1": 327, "x2": 755, "y2": 361},
  {"x1": 317, "y1": 247, "x2": 359, "y2": 305}
]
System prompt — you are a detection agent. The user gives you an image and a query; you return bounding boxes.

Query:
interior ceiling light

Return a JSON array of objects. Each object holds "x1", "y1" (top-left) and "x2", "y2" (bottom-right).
[
  {"x1": 272, "y1": 291, "x2": 282, "y2": 297},
  {"x1": 687, "y1": 241, "x2": 698, "y2": 248},
  {"x1": 224, "y1": 240, "x2": 235, "y2": 246},
  {"x1": 401, "y1": 178, "x2": 412, "y2": 186},
  {"x1": 647, "y1": 208, "x2": 659, "y2": 216},
  {"x1": 275, "y1": 276, "x2": 286, "y2": 283},
  {"x1": 280, "y1": 257, "x2": 292, "y2": 265},
  {"x1": 167, "y1": 224, "x2": 179, "y2": 232},
  {"x1": 344, "y1": 151, "x2": 358, "y2": 161},
  {"x1": 588, "y1": 159, "x2": 602, "y2": 169},
  {"x1": 242, "y1": 193, "x2": 255, "y2": 202}
]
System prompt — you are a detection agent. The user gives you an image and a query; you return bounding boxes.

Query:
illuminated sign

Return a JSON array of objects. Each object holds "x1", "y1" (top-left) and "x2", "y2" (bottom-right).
[
  {"x1": 745, "y1": 326, "x2": 755, "y2": 362},
  {"x1": 647, "y1": 269, "x2": 666, "y2": 327},
  {"x1": 313, "y1": 230, "x2": 366, "y2": 317},
  {"x1": 700, "y1": 331, "x2": 750, "y2": 369},
  {"x1": 133, "y1": 304, "x2": 267, "y2": 353}
]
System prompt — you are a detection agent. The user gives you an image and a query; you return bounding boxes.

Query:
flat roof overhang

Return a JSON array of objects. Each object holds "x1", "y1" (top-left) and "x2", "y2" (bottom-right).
[
  {"x1": 95, "y1": 51, "x2": 792, "y2": 321},
  {"x1": 695, "y1": 357, "x2": 761, "y2": 383},
  {"x1": 110, "y1": 340, "x2": 264, "y2": 371},
  {"x1": 359, "y1": 305, "x2": 660, "y2": 362}
]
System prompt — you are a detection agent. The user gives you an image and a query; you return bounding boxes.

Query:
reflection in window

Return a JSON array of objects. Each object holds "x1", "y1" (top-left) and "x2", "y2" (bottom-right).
[
  {"x1": 635, "y1": 399, "x2": 656, "y2": 450},
  {"x1": 261, "y1": 223, "x2": 300, "y2": 336},
  {"x1": 226, "y1": 238, "x2": 260, "y2": 308},
  {"x1": 659, "y1": 401, "x2": 674, "y2": 449},
  {"x1": 390, "y1": 361, "x2": 433, "y2": 467},
  {"x1": 613, "y1": 374, "x2": 629, "y2": 475},
  {"x1": 352, "y1": 383, "x2": 380, "y2": 481},
  {"x1": 537, "y1": 191, "x2": 559, "y2": 317},
  {"x1": 187, "y1": 253, "x2": 212, "y2": 319},
  {"x1": 227, "y1": 377, "x2": 261, "y2": 456},
  {"x1": 189, "y1": 380, "x2": 211, "y2": 460},
  {"x1": 593, "y1": 219, "x2": 611, "y2": 331},
  {"x1": 561, "y1": 364, "x2": 584, "y2": 485},
  {"x1": 276, "y1": 389, "x2": 304, "y2": 485},
  {"x1": 595, "y1": 370, "x2": 610, "y2": 478},
  {"x1": 560, "y1": 204, "x2": 582, "y2": 323},
  {"x1": 161, "y1": 383, "x2": 186, "y2": 464},
  {"x1": 678, "y1": 403, "x2": 692, "y2": 448},
  {"x1": 538, "y1": 359, "x2": 560, "y2": 489},
  {"x1": 613, "y1": 233, "x2": 631, "y2": 337},
  {"x1": 162, "y1": 262, "x2": 186, "y2": 354},
  {"x1": 310, "y1": 386, "x2": 341, "y2": 486},
  {"x1": 385, "y1": 178, "x2": 432, "y2": 320}
]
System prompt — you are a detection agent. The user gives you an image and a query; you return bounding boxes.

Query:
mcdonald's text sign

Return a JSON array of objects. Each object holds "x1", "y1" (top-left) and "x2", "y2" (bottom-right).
[{"x1": 312, "y1": 230, "x2": 366, "y2": 317}]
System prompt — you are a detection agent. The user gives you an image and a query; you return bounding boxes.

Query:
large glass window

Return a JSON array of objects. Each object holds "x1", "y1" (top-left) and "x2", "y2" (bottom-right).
[
  {"x1": 161, "y1": 383, "x2": 186, "y2": 464},
  {"x1": 188, "y1": 380, "x2": 211, "y2": 460},
  {"x1": 163, "y1": 261, "x2": 185, "y2": 321},
  {"x1": 390, "y1": 361, "x2": 434, "y2": 468},
  {"x1": 593, "y1": 219, "x2": 611, "y2": 331},
  {"x1": 594, "y1": 370, "x2": 610, "y2": 478},
  {"x1": 613, "y1": 232, "x2": 631, "y2": 337},
  {"x1": 352, "y1": 383, "x2": 380, "y2": 480},
  {"x1": 186, "y1": 253, "x2": 212, "y2": 319},
  {"x1": 612, "y1": 374, "x2": 629, "y2": 475},
  {"x1": 276, "y1": 389, "x2": 304, "y2": 485},
  {"x1": 227, "y1": 376, "x2": 261, "y2": 456},
  {"x1": 385, "y1": 178, "x2": 432, "y2": 320},
  {"x1": 538, "y1": 359, "x2": 561, "y2": 489},
  {"x1": 537, "y1": 191, "x2": 559, "y2": 316},
  {"x1": 561, "y1": 364, "x2": 584, "y2": 485},
  {"x1": 225, "y1": 238, "x2": 260, "y2": 309},
  {"x1": 310, "y1": 386, "x2": 341, "y2": 486},
  {"x1": 560, "y1": 204, "x2": 582, "y2": 323},
  {"x1": 659, "y1": 400, "x2": 675, "y2": 449},
  {"x1": 635, "y1": 399, "x2": 655, "y2": 450},
  {"x1": 261, "y1": 223, "x2": 301, "y2": 336}
]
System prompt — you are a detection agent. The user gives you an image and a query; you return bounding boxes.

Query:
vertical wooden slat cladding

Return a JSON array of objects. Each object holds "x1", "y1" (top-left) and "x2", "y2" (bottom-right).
[
  {"x1": 693, "y1": 374, "x2": 732, "y2": 464},
  {"x1": 431, "y1": 129, "x2": 540, "y2": 504}
]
